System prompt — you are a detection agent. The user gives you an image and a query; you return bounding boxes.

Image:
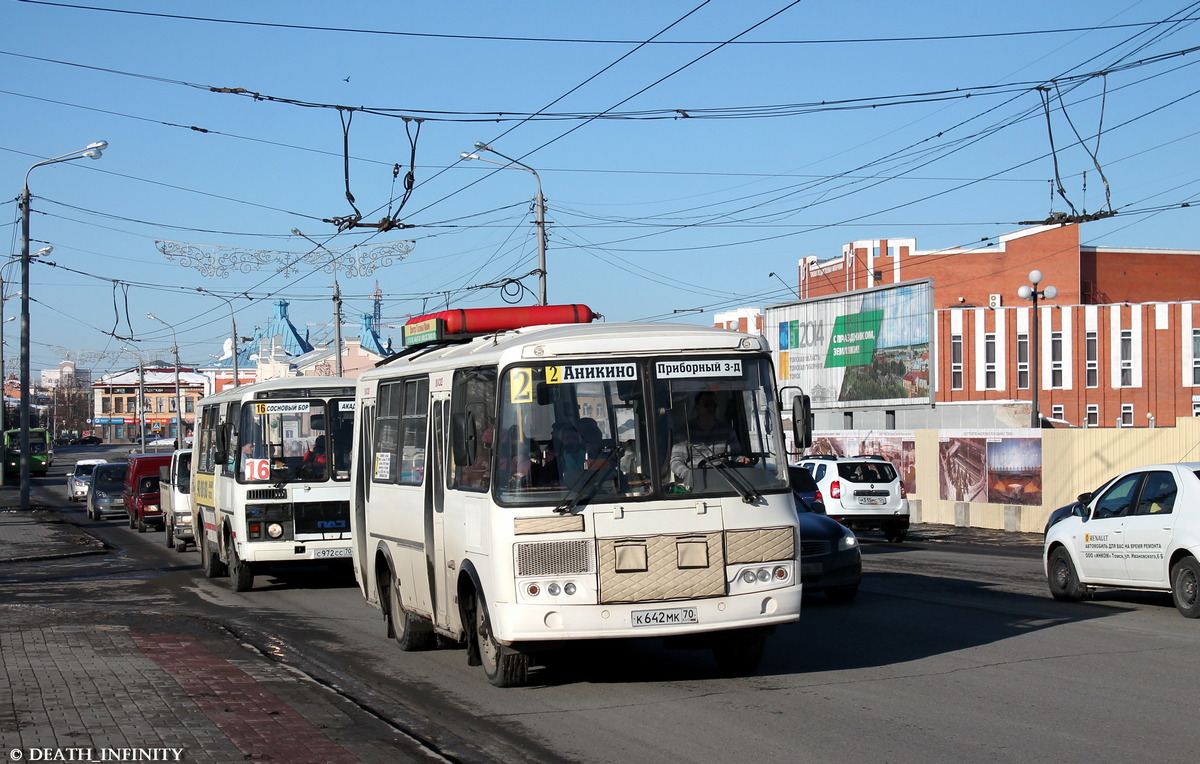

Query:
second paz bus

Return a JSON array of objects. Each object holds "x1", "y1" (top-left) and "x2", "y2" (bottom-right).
[
  {"x1": 192, "y1": 376, "x2": 357, "y2": 592},
  {"x1": 350, "y1": 305, "x2": 811, "y2": 686}
]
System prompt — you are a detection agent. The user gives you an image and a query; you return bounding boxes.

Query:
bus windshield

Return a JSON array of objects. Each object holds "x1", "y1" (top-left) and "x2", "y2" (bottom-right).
[
  {"x1": 237, "y1": 399, "x2": 354, "y2": 483},
  {"x1": 496, "y1": 356, "x2": 788, "y2": 505}
]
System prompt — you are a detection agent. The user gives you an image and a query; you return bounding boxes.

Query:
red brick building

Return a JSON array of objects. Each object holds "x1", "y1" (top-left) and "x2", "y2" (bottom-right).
[{"x1": 793, "y1": 224, "x2": 1200, "y2": 427}]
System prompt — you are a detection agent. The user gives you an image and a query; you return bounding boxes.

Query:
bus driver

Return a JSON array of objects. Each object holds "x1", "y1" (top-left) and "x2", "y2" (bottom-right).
[{"x1": 670, "y1": 391, "x2": 745, "y2": 490}]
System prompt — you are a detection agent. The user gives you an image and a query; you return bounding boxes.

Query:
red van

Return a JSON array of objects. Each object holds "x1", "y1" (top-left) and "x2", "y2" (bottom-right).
[{"x1": 124, "y1": 452, "x2": 172, "y2": 533}]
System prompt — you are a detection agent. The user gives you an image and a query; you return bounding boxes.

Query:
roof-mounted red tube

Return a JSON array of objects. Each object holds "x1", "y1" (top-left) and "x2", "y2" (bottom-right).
[{"x1": 405, "y1": 304, "x2": 597, "y2": 335}]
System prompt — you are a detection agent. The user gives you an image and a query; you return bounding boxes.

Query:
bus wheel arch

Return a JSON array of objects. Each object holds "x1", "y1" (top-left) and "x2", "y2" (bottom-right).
[
  {"x1": 378, "y1": 550, "x2": 434, "y2": 650},
  {"x1": 458, "y1": 562, "x2": 529, "y2": 687},
  {"x1": 457, "y1": 562, "x2": 485, "y2": 667},
  {"x1": 226, "y1": 529, "x2": 254, "y2": 592},
  {"x1": 200, "y1": 520, "x2": 228, "y2": 579}
]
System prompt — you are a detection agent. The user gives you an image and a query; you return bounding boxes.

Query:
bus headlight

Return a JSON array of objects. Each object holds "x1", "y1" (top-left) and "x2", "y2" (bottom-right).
[
  {"x1": 733, "y1": 563, "x2": 794, "y2": 593},
  {"x1": 267, "y1": 523, "x2": 284, "y2": 539}
]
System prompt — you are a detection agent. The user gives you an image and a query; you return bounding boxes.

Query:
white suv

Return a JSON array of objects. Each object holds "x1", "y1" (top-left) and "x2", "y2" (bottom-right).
[{"x1": 793, "y1": 455, "x2": 910, "y2": 542}]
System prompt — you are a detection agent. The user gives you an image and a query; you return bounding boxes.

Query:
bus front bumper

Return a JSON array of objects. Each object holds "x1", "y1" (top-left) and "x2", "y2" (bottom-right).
[{"x1": 490, "y1": 584, "x2": 802, "y2": 644}]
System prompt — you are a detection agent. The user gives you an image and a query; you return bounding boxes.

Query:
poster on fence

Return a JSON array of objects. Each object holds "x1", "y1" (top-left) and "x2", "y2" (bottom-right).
[{"x1": 938, "y1": 430, "x2": 1042, "y2": 506}]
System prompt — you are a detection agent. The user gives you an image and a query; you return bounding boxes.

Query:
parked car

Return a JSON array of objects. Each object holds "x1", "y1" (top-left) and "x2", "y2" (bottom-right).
[
  {"x1": 160, "y1": 449, "x2": 194, "y2": 552},
  {"x1": 1044, "y1": 462, "x2": 1200, "y2": 617},
  {"x1": 789, "y1": 465, "x2": 825, "y2": 514},
  {"x1": 124, "y1": 452, "x2": 172, "y2": 533},
  {"x1": 795, "y1": 493, "x2": 861, "y2": 602},
  {"x1": 66, "y1": 458, "x2": 107, "y2": 502},
  {"x1": 793, "y1": 455, "x2": 910, "y2": 542},
  {"x1": 78, "y1": 436, "x2": 103, "y2": 445},
  {"x1": 86, "y1": 462, "x2": 128, "y2": 520}
]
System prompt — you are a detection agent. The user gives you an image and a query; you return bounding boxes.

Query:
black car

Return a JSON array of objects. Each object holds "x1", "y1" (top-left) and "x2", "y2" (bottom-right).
[
  {"x1": 1043, "y1": 476, "x2": 1118, "y2": 535},
  {"x1": 795, "y1": 493, "x2": 861, "y2": 602},
  {"x1": 789, "y1": 465, "x2": 825, "y2": 514},
  {"x1": 78, "y1": 436, "x2": 103, "y2": 445}
]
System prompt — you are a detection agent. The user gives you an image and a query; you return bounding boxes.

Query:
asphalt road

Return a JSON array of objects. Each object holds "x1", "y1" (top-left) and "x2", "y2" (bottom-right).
[{"x1": 16, "y1": 445, "x2": 1200, "y2": 763}]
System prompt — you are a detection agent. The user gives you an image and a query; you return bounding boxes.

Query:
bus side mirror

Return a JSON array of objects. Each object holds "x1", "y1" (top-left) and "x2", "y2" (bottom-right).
[
  {"x1": 214, "y1": 423, "x2": 231, "y2": 465},
  {"x1": 450, "y1": 412, "x2": 476, "y2": 466},
  {"x1": 792, "y1": 394, "x2": 812, "y2": 449}
]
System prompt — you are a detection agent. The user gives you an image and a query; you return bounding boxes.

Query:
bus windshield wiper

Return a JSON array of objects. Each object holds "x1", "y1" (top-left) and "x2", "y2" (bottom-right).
[
  {"x1": 553, "y1": 445, "x2": 621, "y2": 515},
  {"x1": 696, "y1": 451, "x2": 760, "y2": 504}
]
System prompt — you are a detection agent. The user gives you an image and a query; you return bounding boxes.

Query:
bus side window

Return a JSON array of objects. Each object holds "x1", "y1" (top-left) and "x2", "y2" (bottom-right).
[{"x1": 449, "y1": 367, "x2": 497, "y2": 493}]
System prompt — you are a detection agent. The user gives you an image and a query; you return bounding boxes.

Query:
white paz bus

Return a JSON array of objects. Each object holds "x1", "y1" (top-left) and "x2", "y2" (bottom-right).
[
  {"x1": 351, "y1": 305, "x2": 812, "y2": 686},
  {"x1": 192, "y1": 377, "x2": 357, "y2": 591}
]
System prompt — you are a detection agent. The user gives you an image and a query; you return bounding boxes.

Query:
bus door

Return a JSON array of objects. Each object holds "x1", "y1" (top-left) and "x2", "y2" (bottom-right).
[
  {"x1": 427, "y1": 392, "x2": 452, "y2": 625},
  {"x1": 354, "y1": 400, "x2": 374, "y2": 588}
]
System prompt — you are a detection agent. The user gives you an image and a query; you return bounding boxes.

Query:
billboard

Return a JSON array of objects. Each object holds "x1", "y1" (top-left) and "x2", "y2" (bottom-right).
[{"x1": 768, "y1": 280, "x2": 932, "y2": 408}]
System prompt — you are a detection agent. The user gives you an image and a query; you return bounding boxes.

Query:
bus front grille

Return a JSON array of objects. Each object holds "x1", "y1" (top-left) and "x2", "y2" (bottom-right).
[
  {"x1": 247, "y1": 488, "x2": 286, "y2": 500},
  {"x1": 516, "y1": 540, "x2": 594, "y2": 577}
]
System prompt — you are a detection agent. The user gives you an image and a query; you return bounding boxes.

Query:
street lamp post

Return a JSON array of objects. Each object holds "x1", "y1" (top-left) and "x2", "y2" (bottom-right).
[
  {"x1": 0, "y1": 254, "x2": 35, "y2": 487},
  {"x1": 147, "y1": 313, "x2": 183, "y2": 442},
  {"x1": 461, "y1": 143, "x2": 547, "y2": 305},
  {"x1": 18, "y1": 141, "x2": 107, "y2": 509},
  {"x1": 1017, "y1": 270, "x2": 1057, "y2": 429},
  {"x1": 197, "y1": 288, "x2": 241, "y2": 389}
]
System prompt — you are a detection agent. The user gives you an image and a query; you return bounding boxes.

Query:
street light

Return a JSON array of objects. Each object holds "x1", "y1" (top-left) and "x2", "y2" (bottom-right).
[
  {"x1": 461, "y1": 143, "x2": 548, "y2": 305},
  {"x1": 197, "y1": 288, "x2": 241, "y2": 389},
  {"x1": 19, "y1": 142, "x2": 106, "y2": 509},
  {"x1": 1017, "y1": 269, "x2": 1057, "y2": 429},
  {"x1": 147, "y1": 313, "x2": 183, "y2": 442}
]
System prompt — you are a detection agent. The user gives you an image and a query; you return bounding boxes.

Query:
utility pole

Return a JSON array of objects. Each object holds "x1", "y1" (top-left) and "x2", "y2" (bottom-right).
[
  {"x1": 332, "y1": 275, "x2": 344, "y2": 377},
  {"x1": 136, "y1": 362, "x2": 146, "y2": 454}
]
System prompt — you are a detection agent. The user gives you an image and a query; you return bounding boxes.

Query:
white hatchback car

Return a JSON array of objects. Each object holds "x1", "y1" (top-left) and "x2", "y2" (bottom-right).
[
  {"x1": 792, "y1": 455, "x2": 910, "y2": 542},
  {"x1": 66, "y1": 458, "x2": 107, "y2": 502},
  {"x1": 1043, "y1": 462, "x2": 1200, "y2": 617}
]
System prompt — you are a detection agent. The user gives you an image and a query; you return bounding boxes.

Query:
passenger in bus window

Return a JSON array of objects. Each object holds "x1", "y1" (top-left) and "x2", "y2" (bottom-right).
[
  {"x1": 497, "y1": 426, "x2": 532, "y2": 488},
  {"x1": 551, "y1": 423, "x2": 586, "y2": 483},
  {"x1": 300, "y1": 436, "x2": 328, "y2": 479},
  {"x1": 459, "y1": 428, "x2": 492, "y2": 490}
]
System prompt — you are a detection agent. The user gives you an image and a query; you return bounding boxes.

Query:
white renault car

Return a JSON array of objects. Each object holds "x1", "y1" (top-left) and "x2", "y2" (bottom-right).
[{"x1": 1043, "y1": 462, "x2": 1200, "y2": 617}]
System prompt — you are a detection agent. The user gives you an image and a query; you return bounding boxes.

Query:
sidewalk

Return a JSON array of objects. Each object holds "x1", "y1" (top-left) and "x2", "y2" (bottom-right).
[{"x1": 0, "y1": 490, "x2": 452, "y2": 763}]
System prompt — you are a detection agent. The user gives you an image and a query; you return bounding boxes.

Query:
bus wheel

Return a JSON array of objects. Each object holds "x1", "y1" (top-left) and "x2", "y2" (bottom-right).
[
  {"x1": 387, "y1": 576, "x2": 435, "y2": 651},
  {"x1": 227, "y1": 536, "x2": 254, "y2": 592},
  {"x1": 201, "y1": 532, "x2": 228, "y2": 579},
  {"x1": 711, "y1": 628, "x2": 767, "y2": 677},
  {"x1": 475, "y1": 596, "x2": 529, "y2": 687}
]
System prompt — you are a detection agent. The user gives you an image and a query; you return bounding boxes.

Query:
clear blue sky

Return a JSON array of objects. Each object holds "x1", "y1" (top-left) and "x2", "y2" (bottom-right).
[{"x1": 3, "y1": 0, "x2": 1198, "y2": 377}]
